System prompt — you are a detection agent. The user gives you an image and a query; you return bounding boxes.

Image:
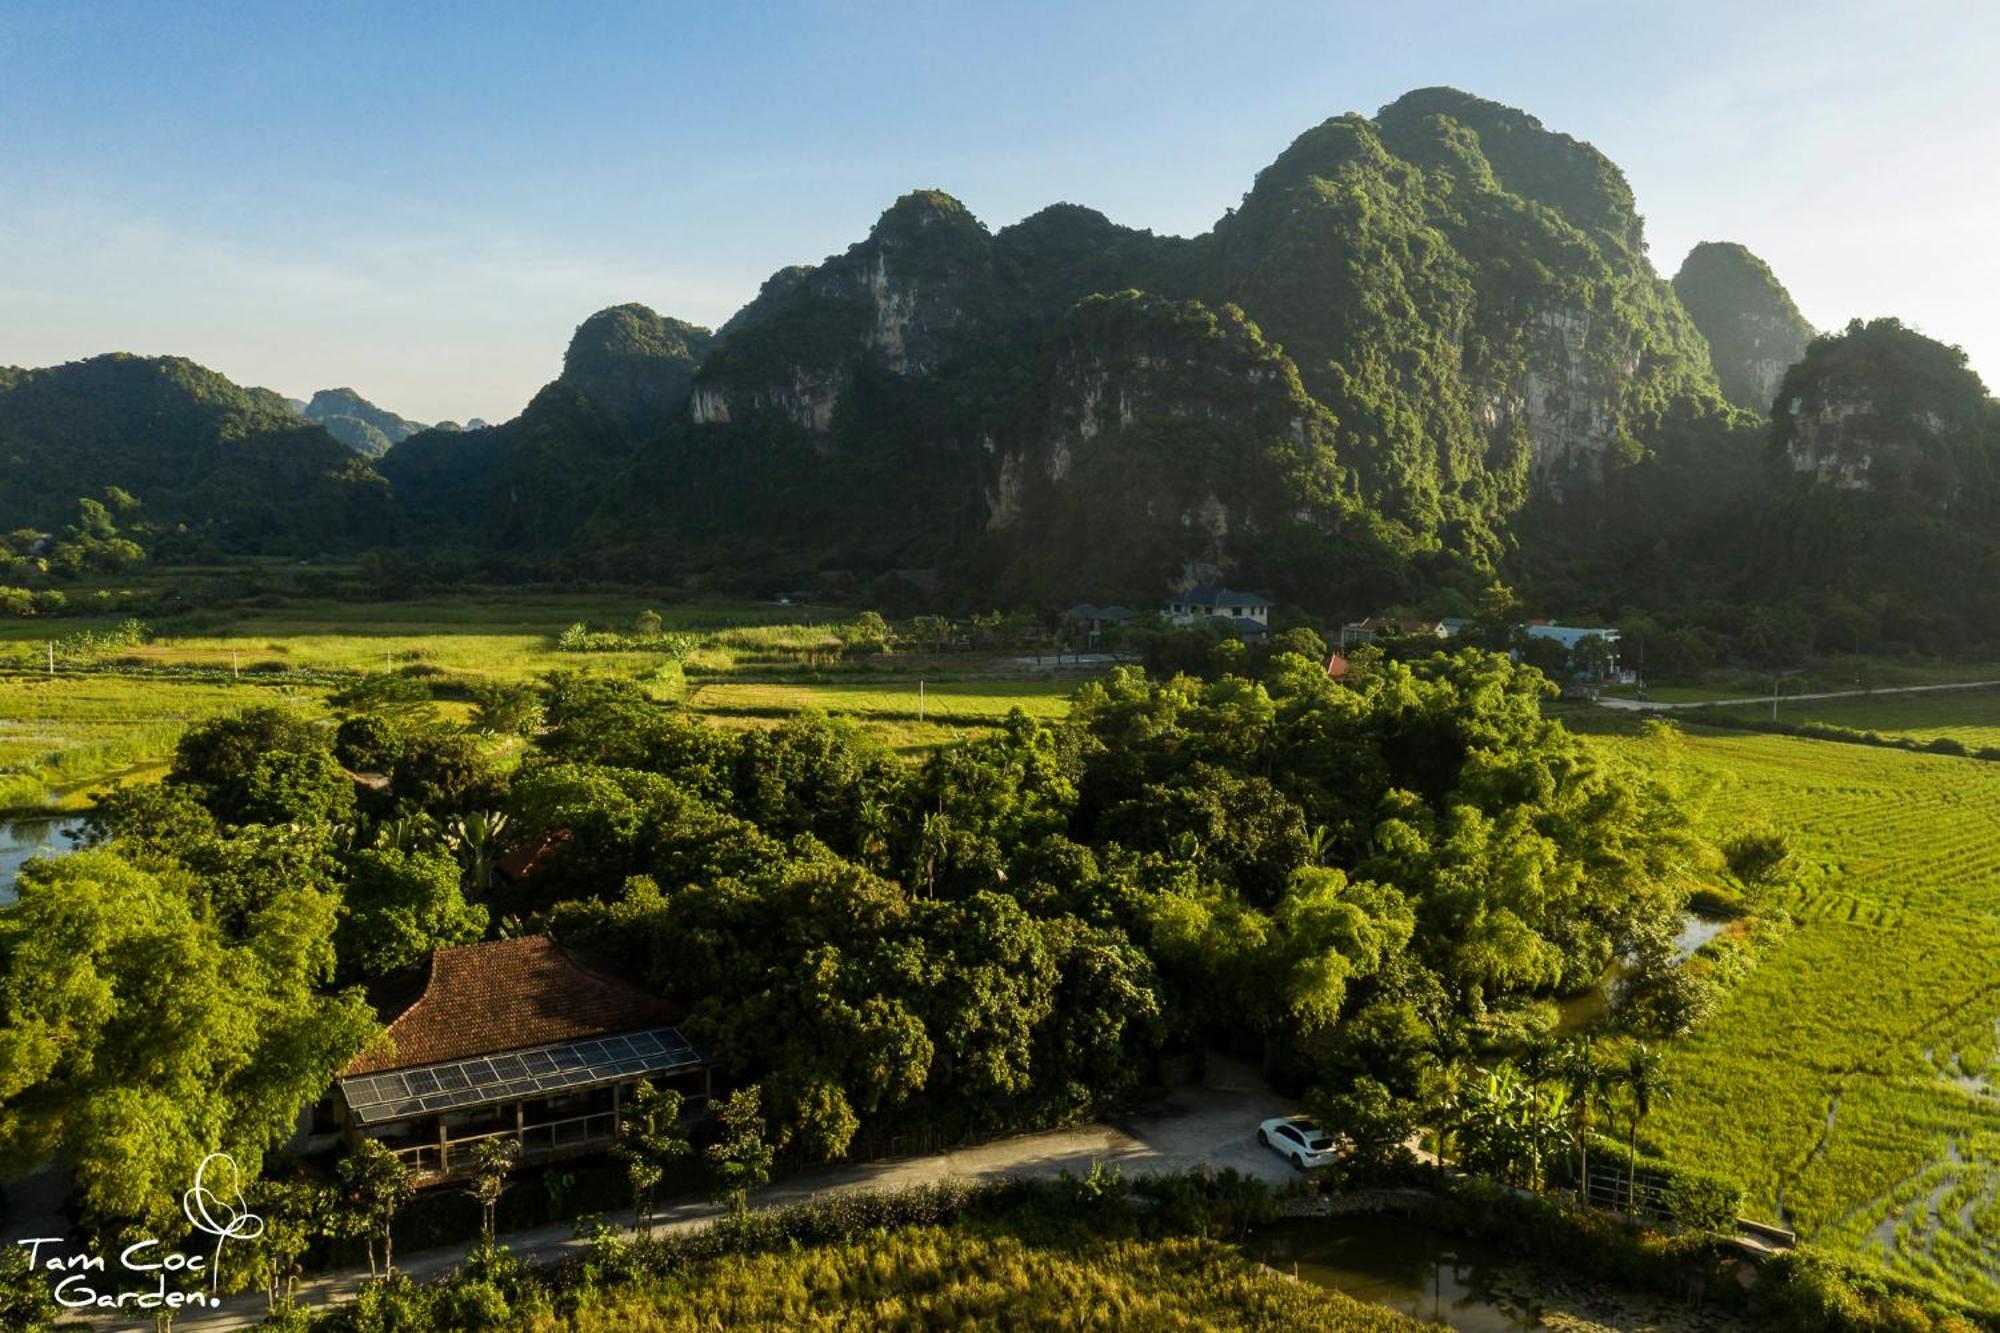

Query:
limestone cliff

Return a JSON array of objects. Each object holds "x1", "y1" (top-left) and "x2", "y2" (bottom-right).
[
  {"x1": 1674, "y1": 242, "x2": 1815, "y2": 415},
  {"x1": 1773, "y1": 317, "x2": 1997, "y2": 509},
  {"x1": 981, "y1": 293, "x2": 1379, "y2": 602},
  {"x1": 691, "y1": 191, "x2": 994, "y2": 431},
  {"x1": 303, "y1": 386, "x2": 426, "y2": 458}
]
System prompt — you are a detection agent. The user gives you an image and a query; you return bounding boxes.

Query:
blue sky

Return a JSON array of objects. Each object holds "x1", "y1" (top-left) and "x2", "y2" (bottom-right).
[{"x1": 2, "y1": 1, "x2": 1995, "y2": 423}]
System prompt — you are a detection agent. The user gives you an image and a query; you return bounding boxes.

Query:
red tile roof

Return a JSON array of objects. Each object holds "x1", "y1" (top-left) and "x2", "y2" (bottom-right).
[{"x1": 340, "y1": 934, "x2": 679, "y2": 1076}]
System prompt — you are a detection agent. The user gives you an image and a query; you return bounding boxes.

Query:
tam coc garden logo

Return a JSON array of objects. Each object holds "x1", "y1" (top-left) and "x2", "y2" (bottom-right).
[{"x1": 14, "y1": 1154, "x2": 264, "y2": 1313}]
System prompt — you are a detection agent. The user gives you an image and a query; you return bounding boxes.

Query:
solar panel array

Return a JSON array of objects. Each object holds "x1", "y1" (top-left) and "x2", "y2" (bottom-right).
[{"x1": 339, "y1": 1027, "x2": 705, "y2": 1125}]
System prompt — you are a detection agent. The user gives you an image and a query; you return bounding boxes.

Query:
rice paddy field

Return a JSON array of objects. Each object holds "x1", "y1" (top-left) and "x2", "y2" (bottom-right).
[
  {"x1": 0, "y1": 674, "x2": 328, "y2": 809},
  {"x1": 1595, "y1": 725, "x2": 2000, "y2": 1301},
  {"x1": 0, "y1": 595, "x2": 1090, "y2": 811},
  {"x1": 687, "y1": 678, "x2": 1074, "y2": 723},
  {"x1": 1709, "y1": 684, "x2": 2000, "y2": 751}
]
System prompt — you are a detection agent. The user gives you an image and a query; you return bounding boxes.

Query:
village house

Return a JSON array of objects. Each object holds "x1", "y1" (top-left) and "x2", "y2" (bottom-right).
[
  {"x1": 331, "y1": 935, "x2": 711, "y2": 1185},
  {"x1": 1164, "y1": 585, "x2": 1270, "y2": 639},
  {"x1": 1521, "y1": 622, "x2": 1632, "y2": 682},
  {"x1": 1338, "y1": 616, "x2": 1454, "y2": 649},
  {"x1": 1061, "y1": 603, "x2": 1138, "y2": 648}
]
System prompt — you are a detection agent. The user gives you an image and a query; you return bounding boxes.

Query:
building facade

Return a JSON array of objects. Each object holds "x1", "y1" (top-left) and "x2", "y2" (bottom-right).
[{"x1": 334, "y1": 935, "x2": 711, "y2": 1185}]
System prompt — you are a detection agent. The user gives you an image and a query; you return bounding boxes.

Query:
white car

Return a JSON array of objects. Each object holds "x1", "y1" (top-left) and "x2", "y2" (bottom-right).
[{"x1": 1257, "y1": 1116, "x2": 1339, "y2": 1170}]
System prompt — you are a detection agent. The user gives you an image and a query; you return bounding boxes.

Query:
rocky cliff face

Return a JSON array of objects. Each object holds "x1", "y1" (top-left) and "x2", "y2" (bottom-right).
[
  {"x1": 1773, "y1": 317, "x2": 1997, "y2": 508},
  {"x1": 690, "y1": 192, "x2": 993, "y2": 431},
  {"x1": 1673, "y1": 242, "x2": 1815, "y2": 415},
  {"x1": 380, "y1": 87, "x2": 1751, "y2": 608},
  {"x1": 1205, "y1": 88, "x2": 1725, "y2": 533},
  {"x1": 980, "y1": 293, "x2": 1368, "y2": 600}
]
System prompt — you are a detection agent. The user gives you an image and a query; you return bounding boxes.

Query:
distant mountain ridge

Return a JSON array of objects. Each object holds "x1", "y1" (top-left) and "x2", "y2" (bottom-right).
[
  {"x1": 0, "y1": 354, "x2": 392, "y2": 550},
  {"x1": 302, "y1": 387, "x2": 427, "y2": 458},
  {"x1": 10, "y1": 87, "x2": 1997, "y2": 642}
]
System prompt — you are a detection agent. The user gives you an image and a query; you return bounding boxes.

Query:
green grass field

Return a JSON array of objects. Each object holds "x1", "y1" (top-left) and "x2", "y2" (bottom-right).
[
  {"x1": 0, "y1": 596, "x2": 1086, "y2": 810},
  {"x1": 1597, "y1": 727, "x2": 2000, "y2": 1299},
  {"x1": 0, "y1": 673, "x2": 328, "y2": 809},
  {"x1": 1707, "y1": 685, "x2": 2000, "y2": 751},
  {"x1": 0, "y1": 595, "x2": 851, "y2": 682}
]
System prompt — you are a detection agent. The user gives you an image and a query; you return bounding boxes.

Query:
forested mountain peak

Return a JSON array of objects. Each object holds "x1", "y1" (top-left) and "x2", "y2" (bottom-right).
[
  {"x1": 1673, "y1": 242, "x2": 1815, "y2": 414},
  {"x1": 36, "y1": 88, "x2": 1998, "y2": 638},
  {"x1": 303, "y1": 385, "x2": 427, "y2": 457},
  {"x1": 1375, "y1": 87, "x2": 1640, "y2": 248},
  {"x1": 370, "y1": 88, "x2": 1750, "y2": 607},
  {"x1": 1774, "y1": 316, "x2": 1996, "y2": 496},
  {"x1": 559, "y1": 303, "x2": 714, "y2": 431},
  {"x1": 0, "y1": 352, "x2": 391, "y2": 548}
]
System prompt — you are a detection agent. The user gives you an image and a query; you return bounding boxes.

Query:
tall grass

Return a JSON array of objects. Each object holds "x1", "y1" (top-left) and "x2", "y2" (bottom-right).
[{"x1": 527, "y1": 1226, "x2": 1419, "y2": 1331}]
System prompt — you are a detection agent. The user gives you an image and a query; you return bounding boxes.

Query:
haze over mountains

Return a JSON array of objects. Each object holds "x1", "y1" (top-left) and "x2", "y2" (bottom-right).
[{"x1": 3, "y1": 87, "x2": 1994, "y2": 640}]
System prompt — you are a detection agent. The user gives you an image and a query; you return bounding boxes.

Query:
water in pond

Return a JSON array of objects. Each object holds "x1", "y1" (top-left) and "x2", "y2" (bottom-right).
[
  {"x1": 1555, "y1": 911, "x2": 1728, "y2": 1034},
  {"x1": 1673, "y1": 914, "x2": 1727, "y2": 960},
  {"x1": 0, "y1": 815, "x2": 85, "y2": 904},
  {"x1": 1249, "y1": 1216, "x2": 1537, "y2": 1330}
]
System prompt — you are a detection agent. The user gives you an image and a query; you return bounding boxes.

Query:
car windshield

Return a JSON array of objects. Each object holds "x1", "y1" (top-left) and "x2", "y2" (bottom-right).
[{"x1": 1307, "y1": 1137, "x2": 1334, "y2": 1151}]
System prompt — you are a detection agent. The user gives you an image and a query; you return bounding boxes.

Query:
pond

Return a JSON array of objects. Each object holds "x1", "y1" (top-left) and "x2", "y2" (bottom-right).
[
  {"x1": 1248, "y1": 1215, "x2": 1537, "y2": 1329},
  {"x1": 0, "y1": 815, "x2": 85, "y2": 904},
  {"x1": 1554, "y1": 910, "x2": 1728, "y2": 1035}
]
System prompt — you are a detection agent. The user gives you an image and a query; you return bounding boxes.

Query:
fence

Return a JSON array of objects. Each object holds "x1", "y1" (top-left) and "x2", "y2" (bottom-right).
[{"x1": 392, "y1": 1109, "x2": 620, "y2": 1180}]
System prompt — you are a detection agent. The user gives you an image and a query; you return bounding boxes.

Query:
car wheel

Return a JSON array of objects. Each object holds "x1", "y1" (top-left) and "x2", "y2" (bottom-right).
[
  {"x1": 1257, "y1": 1129, "x2": 1269, "y2": 1148},
  {"x1": 1293, "y1": 1152, "x2": 1306, "y2": 1172}
]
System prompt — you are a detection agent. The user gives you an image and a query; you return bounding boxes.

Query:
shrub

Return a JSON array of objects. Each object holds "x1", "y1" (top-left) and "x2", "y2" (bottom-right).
[{"x1": 1723, "y1": 825, "x2": 1794, "y2": 885}]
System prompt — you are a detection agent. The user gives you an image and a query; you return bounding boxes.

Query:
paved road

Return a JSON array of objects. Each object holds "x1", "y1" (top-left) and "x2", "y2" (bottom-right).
[
  {"x1": 1596, "y1": 678, "x2": 2000, "y2": 712},
  {"x1": 106, "y1": 1054, "x2": 1296, "y2": 1330}
]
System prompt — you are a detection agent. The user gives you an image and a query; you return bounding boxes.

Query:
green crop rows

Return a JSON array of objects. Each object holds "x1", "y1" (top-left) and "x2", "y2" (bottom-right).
[{"x1": 1600, "y1": 729, "x2": 2000, "y2": 1299}]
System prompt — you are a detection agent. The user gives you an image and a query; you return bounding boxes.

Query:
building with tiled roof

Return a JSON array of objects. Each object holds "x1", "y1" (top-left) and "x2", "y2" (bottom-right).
[
  {"x1": 1166, "y1": 585, "x2": 1269, "y2": 624},
  {"x1": 333, "y1": 935, "x2": 710, "y2": 1183}
]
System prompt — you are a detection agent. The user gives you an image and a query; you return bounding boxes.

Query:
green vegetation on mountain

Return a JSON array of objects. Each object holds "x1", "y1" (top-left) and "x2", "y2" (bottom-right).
[
  {"x1": 1756, "y1": 317, "x2": 2000, "y2": 646},
  {"x1": 1674, "y1": 241, "x2": 1816, "y2": 414},
  {"x1": 559, "y1": 304, "x2": 713, "y2": 431},
  {"x1": 344, "y1": 88, "x2": 1751, "y2": 609},
  {"x1": 303, "y1": 386, "x2": 427, "y2": 458},
  {"x1": 302, "y1": 386, "x2": 428, "y2": 460},
  {"x1": 0, "y1": 354, "x2": 393, "y2": 552},
  {"x1": 10, "y1": 89, "x2": 1999, "y2": 651}
]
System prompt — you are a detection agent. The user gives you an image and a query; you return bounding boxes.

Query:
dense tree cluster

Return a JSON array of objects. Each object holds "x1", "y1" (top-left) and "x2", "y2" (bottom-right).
[{"x1": 0, "y1": 646, "x2": 1702, "y2": 1243}]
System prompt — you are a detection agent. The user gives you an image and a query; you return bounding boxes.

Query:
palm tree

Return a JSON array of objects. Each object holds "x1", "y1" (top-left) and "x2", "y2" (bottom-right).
[
  {"x1": 1425, "y1": 1052, "x2": 1471, "y2": 1177},
  {"x1": 1553, "y1": 1038, "x2": 1604, "y2": 1204},
  {"x1": 1620, "y1": 1043, "x2": 1670, "y2": 1215}
]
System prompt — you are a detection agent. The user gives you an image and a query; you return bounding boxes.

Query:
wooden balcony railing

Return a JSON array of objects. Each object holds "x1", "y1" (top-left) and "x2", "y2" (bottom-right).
[{"x1": 391, "y1": 1109, "x2": 620, "y2": 1180}]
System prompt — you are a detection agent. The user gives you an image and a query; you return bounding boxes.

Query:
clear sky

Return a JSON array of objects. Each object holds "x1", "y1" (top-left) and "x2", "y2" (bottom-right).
[{"x1": 2, "y1": 1, "x2": 1995, "y2": 424}]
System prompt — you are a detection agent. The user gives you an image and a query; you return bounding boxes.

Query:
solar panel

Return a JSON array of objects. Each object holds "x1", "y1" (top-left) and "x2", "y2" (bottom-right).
[{"x1": 339, "y1": 1026, "x2": 707, "y2": 1125}]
